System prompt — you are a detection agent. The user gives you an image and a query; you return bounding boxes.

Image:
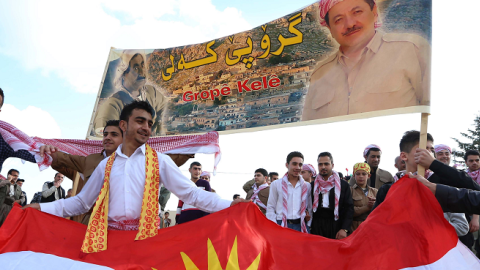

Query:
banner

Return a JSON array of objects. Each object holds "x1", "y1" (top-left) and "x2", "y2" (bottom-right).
[
  {"x1": 1, "y1": 178, "x2": 479, "y2": 269},
  {"x1": 87, "y1": 0, "x2": 431, "y2": 138}
]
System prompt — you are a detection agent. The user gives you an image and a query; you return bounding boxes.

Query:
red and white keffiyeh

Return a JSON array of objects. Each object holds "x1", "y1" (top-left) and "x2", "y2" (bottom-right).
[
  {"x1": 313, "y1": 170, "x2": 341, "y2": 220},
  {"x1": 280, "y1": 173, "x2": 309, "y2": 233},
  {"x1": 466, "y1": 169, "x2": 480, "y2": 184},
  {"x1": 251, "y1": 183, "x2": 269, "y2": 210},
  {"x1": 302, "y1": 164, "x2": 317, "y2": 178},
  {"x1": 0, "y1": 120, "x2": 222, "y2": 173},
  {"x1": 318, "y1": 0, "x2": 382, "y2": 28},
  {"x1": 363, "y1": 144, "x2": 381, "y2": 158},
  {"x1": 434, "y1": 144, "x2": 452, "y2": 154}
]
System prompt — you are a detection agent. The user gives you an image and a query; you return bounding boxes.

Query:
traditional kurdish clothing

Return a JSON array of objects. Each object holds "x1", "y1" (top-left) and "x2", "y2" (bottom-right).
[
  {"x1": 251, "y1": 183, "x2": 269, "y2": 214},
  {"x1": 310, "y1": 170, "x2": 353, "y2": 238},
  {"x1": 466, "y1": 169, "x2": 480, "y2": 185},
  {"x1": 302, "y1": 164, "x2": 317, "y2": 178},
  {"x1": 266, "y1": 174, "x2": 312, "y2": 233},
  {"x1": 40, "y1": 143, "x2": 230, "y2": 253},
  {"x1": 318, "y1": 0, "x2": 382, "y2": 28},
  {"x1": 0, "y1": 180, "x2": 24, "y2": 227},
  {"x1": 434, "y1": 144, "x2": 452, "y2": 154}
]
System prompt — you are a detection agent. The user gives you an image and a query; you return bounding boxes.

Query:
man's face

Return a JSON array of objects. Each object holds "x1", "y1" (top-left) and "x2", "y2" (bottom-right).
[
  {"x1": 8, "y1": 171, "x2": 19, "y2": 182},
  {"x1": 436, "y1": 150, "x2": 451, "y2": 165},
  {"x1": 327, "y1": 0, "x2": 378, "y2": 50},
  {"x1": 286, "y1": 157, "x2": 303, "y2": 177},
  {"x1": 466, "y1": 155, "x2": 480, "y2": 172},
  {"x1": 67, "y1": 190, "x2": 72, "y2": 196},
  {"x1": 200, "y1": 175, "x2": 210, "y2": 182},
  {"x1": 124, "y1": 54, "x2": 146, "y2": 87},
  {"x1": 354, "y1": 170, "x2": 370, "y2": 186},
  {"x1": 165, "y1": 212, "x2": 169, "y2": 218},
  {"x1": 366, "y1": 150, "x2": 381, "y2": 168},
  {"x1": 318, "y1": 156, "x2": 334, "y2": 178},
  {"x1": 16, "y1": 181, "x2": 23, "y2": 187},
  {"x1": 401, "y1": 141, "x2": 434, "y2": 172},
  {"x1": 189, "y1": 165, "x2": 202, "y2": 180},
  {"x1": 121, "y1": 109, "x2": 153, "y2": 146},
  {"x1": 254, "y1": 172, "x2": 267, "y2": 186},
  {"x1": 102, "y1": 126, "x2": 123, "y2": 155},
  {"x1": 270, "y1": 175, "x2": 279, "y2": 182},
  {"x1": 301, "y1": 170, "x2": 313, "y2": 181},
  {"x1": 394, "y1": 157, "x2": 406, "y2": 171},
  {"x1": 54, "y1": 173, "x2": 64, "y2": 184}
]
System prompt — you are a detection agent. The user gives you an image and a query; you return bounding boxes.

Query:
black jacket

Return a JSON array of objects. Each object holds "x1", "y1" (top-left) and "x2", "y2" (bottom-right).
[
  {"x1": 311, "y1": 179, "x2": 354, "y2": 231},
  {"x1": 436, "y1": 184, "x2": 480, "y2": 214},
  {"x1": 373, "y1": 160, "x2": 480, "y2": 210}
]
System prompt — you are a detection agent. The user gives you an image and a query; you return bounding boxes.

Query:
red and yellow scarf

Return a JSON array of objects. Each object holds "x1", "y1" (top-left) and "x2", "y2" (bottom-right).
[{"x1": 81, "y1": 144, "x2": 160, "y2": 253}]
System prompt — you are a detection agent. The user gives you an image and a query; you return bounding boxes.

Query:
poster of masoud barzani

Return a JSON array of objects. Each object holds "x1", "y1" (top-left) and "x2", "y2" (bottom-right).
[{"x1": 87, "y1": 0, "x2": 431, "y2": 138}]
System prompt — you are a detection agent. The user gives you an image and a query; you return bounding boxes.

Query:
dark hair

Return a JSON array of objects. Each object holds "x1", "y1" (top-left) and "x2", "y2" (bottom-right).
[
  {"x1": 16, "y1": 178, "x2": 25, "y2": 183},
  {"x1": 255, "y1": 168, "x2": 268, "y2": 177},
  {"x1": 190, "y1": 161, "x2": 201, "y2": 168},
  {"x1": 164, "y1": 212, "x2": 170, "y2": 215},
  {"x1": 119, "y1": 100, "x2": 155, "y2": 122},
  {"x1": 233, "y1": 194, "x2": 240, "y2": 200},
  {"x1": 105, "y1": 120, "x2": 122, "y2": 135},
  {"x1": 286, "y1": 151, "x2": 304, "y2": 164},
  {"x1": 0, "y1": 88, "x2": 4, "y2": 107},
  {"x1": 67, "y1": 189, "x2": 72, "y2": 192},
  {"x1": 269, "y1": 172, "x2": 279, "y2": 178},
  {"x1": 366, "y1": 147, "x2": 381, "y2": 158},
  {"x1": 318, "y1": 152, "x2": 334, "y2": 164},
  {"x1": 54, "y1": 172, "x2": 63, "y2": 178},
  {"x1": 399, "y1": 130, "x2": 434, "y2": 153},
  {"x1": 324, "y1": 0, "x2": 376, "y2": 27},
  {"x1": 465, "y1": 150, "x2": 480, "y2": 162},
  {"x1": 338, "y1": 172, "x2": 344, "y2": 179},
  {"x1": 7, "y1": 169, "x2": 19, "y2": 176}
]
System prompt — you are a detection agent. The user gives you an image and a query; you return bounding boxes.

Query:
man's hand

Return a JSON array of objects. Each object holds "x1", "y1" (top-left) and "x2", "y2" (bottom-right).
[
  {"x1": 408, "y1": 172, "x2": 437, "y2": 195},
  {"x1": 230, "y1": 198, "x2": 251, "y2": 206},
  {"x1": 53, "y1": 181, "x2": 61, "y2": 188},
  {"x1": 414, "y1": 148, "x2": 435, "y2": 169},
  {"x1": 470, "y1": 216, "x2": 480, "y2": 233},
  {"x1": 367, "y1": 197, "x2": 375, "y2": 209},
  {"x1": 336, "y1": 229, "x2": 347, "y2": 239},
  {"x1": 21, "y1": 203, "x2": 41, "y2": 211},
  {"x1": 305, "y1": 210, "x2": 311, "y2": 222},
  {"x1": 39, "y1": 144, "x2": 59, "y2": 158}
]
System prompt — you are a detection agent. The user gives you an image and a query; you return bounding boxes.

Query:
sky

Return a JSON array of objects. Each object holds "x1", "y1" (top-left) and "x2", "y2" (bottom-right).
[{"x1": 0, "y1": 0, "x2": 479, "y2": 212}]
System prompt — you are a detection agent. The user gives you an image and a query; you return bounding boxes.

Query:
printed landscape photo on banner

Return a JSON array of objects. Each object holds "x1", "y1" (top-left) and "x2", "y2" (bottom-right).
[{"x1": 88, "y1": 0, "x2": 431, "y2": 138}]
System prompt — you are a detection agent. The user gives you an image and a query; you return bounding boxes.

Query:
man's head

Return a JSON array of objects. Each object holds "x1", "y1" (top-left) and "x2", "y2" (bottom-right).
[
  {"x1": 399, "y1": 130, "x2": 434, "y2": 172},
  {"x1": 435, "y1": 144, "x2": 452, "y2": 165},
  {"x1": 120, "y1": 51, "x2": 146, "y2": 93},
  {"x1": 189, "y1": 161, "x2": 202, "y2": 180},
  {"x1": 164, "y1": 212, "x2": 170, "y2": 217},
  {"x1": 103, "y1": 120, "x2": 123, "y2": 155},
  {"x1": 318, "y1": 152, "x2": 334, "y2": 178},
  {"x1": 7, "y1": 169, "x2": 19, "y2": 182},
  {"x1": 394, "y1": 156, "x2": 406, "y2": 171},
  {"x1": 319, "y1": 0, "x2": 378, "y2": 51},
  {"x1": 254, "y1": 168, "x2": 269, "y2": 186},
  {"x1": 268, "y1": 172, "x2": 279, "y2": 183},
  {"x1": 119, "y1": 100, "x2": 155, "y2": 146},
  {"x1": 364, "y1": 144, "x2": 381, "y2": 169},
  {"x1": 301, "y1": 164, "x2": 317, "y2": 182},
  {"x1": 465, "y1": 150, "x2": 480, "y2": 172},
  {"x1": 0, "y1": 87, "x2": 4, "y2": 112},
  {"x1": 16, "y1": 178, "x2": 25, "y2": 187},
  {"x1": 200, "y1": 171, "x2": 211, "y2": 182},
  {"x1": 233, "y1": 194, "x2": 241, "y2": 200},
  {"x1": 286, "y1": 151, "x2": 304, "y2": 178},
  {"x1": 67, "y1": 189, "x2": 72, "y2": 197},
  {"x1": 54, "y1": 172, "x2": 64, "y2": 184}
]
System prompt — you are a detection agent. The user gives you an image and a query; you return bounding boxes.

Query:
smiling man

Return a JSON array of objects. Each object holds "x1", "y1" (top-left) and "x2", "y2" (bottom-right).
[
  {"x1": 93, "y1": 50, "x2": 167, "y2": 137},
  {"x1": 302, "y1": 0, "x2": 431, "y2": 120},
  {"x1": 24, "y1": 101, "x2": 247, "y2": 253},
  {"x1": 245, "y1": 168, "x2": 270, "y2": 215}
]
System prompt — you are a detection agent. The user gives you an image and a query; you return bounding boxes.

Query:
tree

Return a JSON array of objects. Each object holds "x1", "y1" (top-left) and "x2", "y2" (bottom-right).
[{"x1": 452, "y1": 113, "x2": 480, "y2": 163}]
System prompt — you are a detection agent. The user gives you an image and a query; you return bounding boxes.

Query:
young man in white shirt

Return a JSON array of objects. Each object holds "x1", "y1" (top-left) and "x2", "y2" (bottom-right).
[{"x1": 266, "y1": 151, "x2": 312, "y2": 233}]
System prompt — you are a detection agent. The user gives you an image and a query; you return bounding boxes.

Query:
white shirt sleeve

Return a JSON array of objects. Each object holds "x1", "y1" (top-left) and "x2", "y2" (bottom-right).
[
  {"x1": 266, "y1": 181, "x2": 279, "y2": 223},
  {"x1": 158, "y1": 154, "x2": 231, "y2": 213},
  {"x1": 40, "y1": 161, "x2": 106, "y2": 218}
]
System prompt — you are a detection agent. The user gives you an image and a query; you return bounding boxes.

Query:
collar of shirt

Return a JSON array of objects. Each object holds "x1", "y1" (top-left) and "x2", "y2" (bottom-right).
[
  {"x1": 337, "y1": 31, "x2": 382, "y2": 66},
  {"x1": 116, "y1": 143, "x2": 146, "y2": 158},
  {"x1": 119, "y1": 83, "x2": 146, "y2": 101}
]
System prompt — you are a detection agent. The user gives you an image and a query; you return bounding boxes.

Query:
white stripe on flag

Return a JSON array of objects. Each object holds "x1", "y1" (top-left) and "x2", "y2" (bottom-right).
[
  {"x1": 401, "y1": 241, "x2": 480, "y2": 269},
  {"x1": 0, "y1": 251, "x2": 113, "y2": 270}
]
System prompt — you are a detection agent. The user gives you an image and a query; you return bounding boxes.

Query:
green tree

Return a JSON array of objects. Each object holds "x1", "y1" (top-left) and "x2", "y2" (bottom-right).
[{"x1": 452, "y1": 113, "x2": 480, "y2": 163}]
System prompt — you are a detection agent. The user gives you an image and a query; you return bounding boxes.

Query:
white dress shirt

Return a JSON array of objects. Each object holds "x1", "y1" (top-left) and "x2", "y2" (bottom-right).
[
  {"x1": 41, "y1": 144, "x2": 231, "y2": 223},
  {"x1": 266, "y1": 178, "x2": 312, "y2": 226}
]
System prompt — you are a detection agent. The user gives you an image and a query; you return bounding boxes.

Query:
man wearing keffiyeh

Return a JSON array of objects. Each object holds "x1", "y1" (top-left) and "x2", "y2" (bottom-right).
[
  {"x1": 301, "y1": 164, "x2": 317, "y2": 183},
  {"x1": 349, "y1": 144, "x2": 393, "y2": 189},
  {"x1": 310, "y1": 152, "x2": 353, "y2": 239},
  {"x1": 245, "y1": 168, "x2": 270, "y2": 215},
  {"x1": 302, "y1": 0, "x2": 431, "y2": 120},
  {"x1": 266, "y1": 152, "x2": 312, "y2": 233}
]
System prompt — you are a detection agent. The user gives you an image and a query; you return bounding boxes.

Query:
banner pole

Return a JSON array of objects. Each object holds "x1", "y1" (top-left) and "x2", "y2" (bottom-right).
[{"x1": 417, "y1": 113, "x2": 430, "y2": 176}]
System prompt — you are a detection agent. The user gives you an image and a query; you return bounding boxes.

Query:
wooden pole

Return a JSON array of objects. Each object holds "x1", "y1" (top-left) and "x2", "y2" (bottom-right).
[
  {"x1": 417, "y1": 113, "x2": 430, "y2": 176},
  {"x1": 71, "y1": 171, "x2": 81, "y2": 197}
]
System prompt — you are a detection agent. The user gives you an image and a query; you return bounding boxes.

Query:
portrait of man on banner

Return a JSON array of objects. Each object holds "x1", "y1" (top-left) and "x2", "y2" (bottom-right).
[
  {"x1": 93, "y1": 50, "x2": 168, "y2": 137},
  {"x1": 302, "y1": 0, "x2": 431, "y2": 120}
]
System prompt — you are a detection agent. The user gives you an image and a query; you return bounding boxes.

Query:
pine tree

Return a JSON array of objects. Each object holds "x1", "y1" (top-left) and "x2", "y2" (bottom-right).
[{"x1": 452, "y1": 114, "x2": 480, "y2": 163}]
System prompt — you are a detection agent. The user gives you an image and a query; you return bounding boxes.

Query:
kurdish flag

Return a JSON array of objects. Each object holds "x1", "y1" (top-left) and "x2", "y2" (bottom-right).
[{"x1": 0, "y1": 177, "x2": 479, "y2": 269}]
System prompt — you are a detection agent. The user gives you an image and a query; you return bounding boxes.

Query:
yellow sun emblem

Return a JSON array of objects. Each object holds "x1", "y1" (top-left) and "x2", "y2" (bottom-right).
[{"x1": 181, "y1": 236, "x2": 261, "y2": 270}]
